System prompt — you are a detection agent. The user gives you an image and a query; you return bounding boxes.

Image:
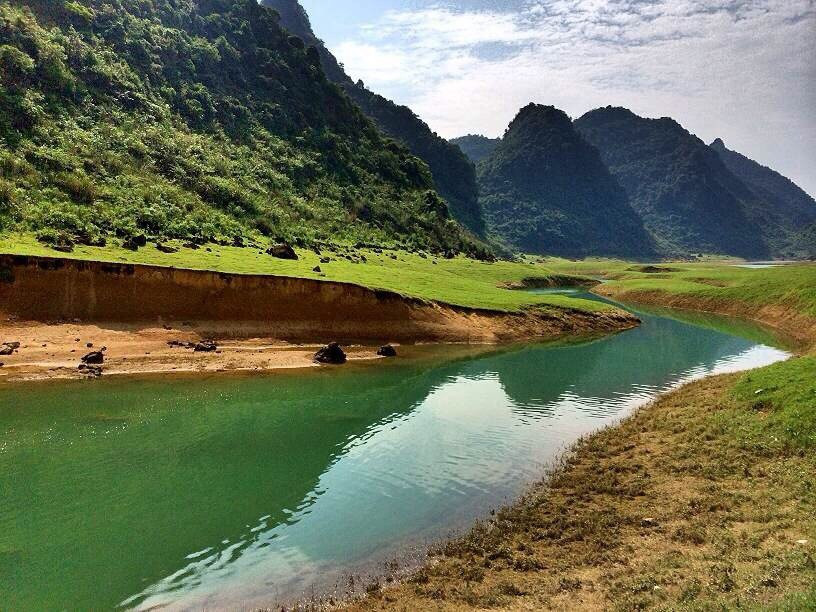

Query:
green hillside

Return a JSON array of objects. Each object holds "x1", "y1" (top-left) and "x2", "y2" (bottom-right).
[
  {"x1": 710, "y1": 138, "x2": 816, "y2": 257},
  {"x1": 0, "y1": 0, "x2": 487, "y2": 257},
  {"x1": 262, "y1": 0, "x2": 486, "y2": 235}
]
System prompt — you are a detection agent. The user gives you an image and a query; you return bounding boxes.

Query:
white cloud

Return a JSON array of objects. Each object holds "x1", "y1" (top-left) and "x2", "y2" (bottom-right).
[{"x1": 331, "y1": 0, "x2": 816, "y2": 196}]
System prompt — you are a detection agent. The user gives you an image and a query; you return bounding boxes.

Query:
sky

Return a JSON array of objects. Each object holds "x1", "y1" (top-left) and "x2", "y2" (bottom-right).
[{"x1": 299, "y1": 0, "x2": 816, "y2": 197}]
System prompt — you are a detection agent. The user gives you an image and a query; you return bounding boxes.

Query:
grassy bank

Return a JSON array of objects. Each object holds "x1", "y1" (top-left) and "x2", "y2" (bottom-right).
[
  {"x1": 546, "y1": 258, "x2": 816, "y2": 344},
  {"x1": 347, "y1": 358, "x2": 816, "y2": 611},
  {"x1": 0, "y1": 233, "x2": 609, "y2": 313}
]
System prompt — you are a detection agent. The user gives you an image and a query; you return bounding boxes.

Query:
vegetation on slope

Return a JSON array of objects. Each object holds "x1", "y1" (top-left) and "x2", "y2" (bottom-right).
[
  {"x1": 262, "y1": 0, "x2": 486, "y2": 235},
  {"x1": 478, "y1": 104, "x2": 655, "y2": 258},
  {"x1": 0, "y1": 0, "x2": 486, "y2": 256},
  {"x1": 575, "y1": 107, "x2": 784, "y2": 258},
  {"x1": 449, "y1": 134, "x2": 500, "y2": 164},
  {"x1": 710, "y1": 138, "x2": 816, "y2": 259},
  {"x1": 787, "y1": 224, "x2": 816, "y2": 260}
]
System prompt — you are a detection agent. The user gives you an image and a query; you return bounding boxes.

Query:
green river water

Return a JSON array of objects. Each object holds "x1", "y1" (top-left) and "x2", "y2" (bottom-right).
[{"x1": 0, "y1": 295, "x2": 791, "y2": 610}]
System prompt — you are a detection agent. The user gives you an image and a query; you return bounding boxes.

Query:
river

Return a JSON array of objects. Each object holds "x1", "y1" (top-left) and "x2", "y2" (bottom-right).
[{"x1": 0, "y1": 294, "x2": 791, "y2": 609}]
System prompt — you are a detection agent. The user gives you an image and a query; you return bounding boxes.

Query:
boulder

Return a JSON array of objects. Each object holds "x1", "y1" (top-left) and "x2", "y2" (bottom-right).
[
  {"x1": 52, "y1": 242, "x2": 75, "y2": 253},
  {"x1": 194, "y1": 340, "x2": 218, "y2": 352},
  {"x1": 314, "y1": 342, "x2": 347, "y2": 365},
  {"x1": 266, "y1": 244, "x2": 298, "y2": 260},
  {"x1": 156, "y1": 242, "x2": 178, "y2": 254},
  {"x1": 81, "y1": 351, "x2": 105, "y2": 365},
  {"x1": 123, "y1": 234, "x2": 147, "y2": 251},
  {"x1": 377, "y1": 345, "x2": 397, "y2": 357},
  {"x1": 0, "y1": 342, "x2": 20, "y2": 356}
]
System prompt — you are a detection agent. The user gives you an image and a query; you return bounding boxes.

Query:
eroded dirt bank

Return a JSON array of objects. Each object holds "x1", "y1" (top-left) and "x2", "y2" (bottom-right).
[
  {"x1": 0, "y1": 255, "x2": 637, "y2": 382},
  {"x1": 594, "y1": 284, "x2": 816, "y2": 351}
]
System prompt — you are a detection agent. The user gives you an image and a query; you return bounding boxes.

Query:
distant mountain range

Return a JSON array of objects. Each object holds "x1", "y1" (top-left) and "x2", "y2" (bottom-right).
[
  {"x1": 449, "y1": 135, "x2": 501, "y2": 164},
  {"x1": 455, "y1": 106, "x2": 815, "y2": 258}
]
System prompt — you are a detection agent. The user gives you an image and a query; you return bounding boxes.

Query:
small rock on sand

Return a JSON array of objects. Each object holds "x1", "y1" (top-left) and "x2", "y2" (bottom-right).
[
  {"x1": 168, "y1": 340, "x2": 196, "y2": 349},
  {"x1": 194, "y1": 340, "x2": 218, "y2": 353},
  {"x1": 377, "y1": 345, "x2": 398, "y2": 357},
  {"x1": 78, "y1": 364, "x2": 103, "y2": 377},
  {"x1": 314, "y1": 343, "x2": 347, "y2": 365},
  {"x1": 81, "y1": 351, "x2": 105, "y2": 365},
  {"x1": 0, "y1": 342, "x2": 20, "y2": 355}
]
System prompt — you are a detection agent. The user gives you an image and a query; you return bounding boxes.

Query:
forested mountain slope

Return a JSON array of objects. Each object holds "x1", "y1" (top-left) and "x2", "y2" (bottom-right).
[
  {"x1": 574, "y1": 107, "x2": 773, "y2": 258},
  {"x1": 0, "y1": 0, "x2": 485, "y2": 255},
  {"x1": 710, "y1": 138, "x2": 816, "y2": 256},
  {"x1": 262, "y1": 0, "x2": 485, "y2": 235},
  {"x1": 478, "y1": 104, "x2": 655, "y2": 258}
]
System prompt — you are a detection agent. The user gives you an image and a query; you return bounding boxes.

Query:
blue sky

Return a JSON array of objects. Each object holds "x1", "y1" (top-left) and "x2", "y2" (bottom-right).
[{"x1": 300, "y1": 1, "x2": 816, "y2": 196}]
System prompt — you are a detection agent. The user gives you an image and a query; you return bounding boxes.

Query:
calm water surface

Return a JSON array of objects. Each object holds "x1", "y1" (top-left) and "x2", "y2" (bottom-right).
[{"x1": 0, "y1": 296, "x2": 790, "y2": 610}]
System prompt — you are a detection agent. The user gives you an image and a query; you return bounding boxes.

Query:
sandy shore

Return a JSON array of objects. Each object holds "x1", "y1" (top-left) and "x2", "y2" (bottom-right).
[{"x1": 0, "y1": 320, "x2": 395, "y2": 383}]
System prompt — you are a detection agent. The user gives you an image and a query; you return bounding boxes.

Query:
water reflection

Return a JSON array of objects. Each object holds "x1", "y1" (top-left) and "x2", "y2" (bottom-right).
[{"x1": 0, "y1": 306, "x2": 790, "y2": 611}]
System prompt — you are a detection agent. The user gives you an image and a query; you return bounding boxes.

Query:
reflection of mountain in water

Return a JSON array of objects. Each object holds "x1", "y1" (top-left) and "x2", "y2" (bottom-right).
[{"x1": 460, "y1": 314, "x2": 751, "y2": 411}]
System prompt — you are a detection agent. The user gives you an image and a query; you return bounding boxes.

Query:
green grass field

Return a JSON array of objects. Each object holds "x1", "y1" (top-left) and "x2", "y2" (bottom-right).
[
  {"x1": 5, "y1": 232, "x2": 816, "y2": 320},
  {"x1": 543, "y1": 257, "x2": 816, "y2": 319},
  {"x1": 0, "y1": 233, "x2": 614, "y2": 314}
]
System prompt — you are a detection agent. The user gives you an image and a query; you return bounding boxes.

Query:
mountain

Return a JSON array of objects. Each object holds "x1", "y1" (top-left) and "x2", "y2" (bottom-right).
[
  {"x1": 261, "y1": 0, "x2": 485, "y2": 235},
  {"x1": 450, "y1": 135, "x2": 500, "y2": 164},
  {"x1": 0, "y1": 0, "x2": 485, "y2": 256},
  {"x1": 574, "y1": 107, "x2": 773, "y2": 258},
  {"x1": 710, "y1": 138, "x2": 816, "y2": 254},
  {"x1": 477, "y1": 104, "x2": 655, "y2": 258},
  {"x1": 785, "y1": 224, "x2": 816, "y2": 259}
]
